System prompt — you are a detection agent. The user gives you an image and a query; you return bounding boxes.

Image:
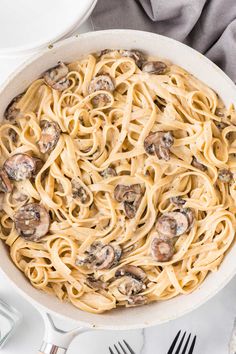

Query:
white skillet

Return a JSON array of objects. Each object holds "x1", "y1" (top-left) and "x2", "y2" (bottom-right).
[{"x1": 0, "y1": 30, "x2": 236, "y2": 351}]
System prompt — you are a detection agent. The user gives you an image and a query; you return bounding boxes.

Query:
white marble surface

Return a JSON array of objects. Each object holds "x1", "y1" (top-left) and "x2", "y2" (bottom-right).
[{"x1": 0, "y1": 16, "x2": 236, "y2": 354}]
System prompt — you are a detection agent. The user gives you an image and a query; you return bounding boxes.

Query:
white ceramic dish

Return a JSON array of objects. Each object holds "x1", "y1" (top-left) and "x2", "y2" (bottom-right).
[
  {"x1": 0, "y1": 0, "x2": 97, "y2": 55},
  {"x1": 0, "y1": 30, "x2": 236, "y2": 331}
]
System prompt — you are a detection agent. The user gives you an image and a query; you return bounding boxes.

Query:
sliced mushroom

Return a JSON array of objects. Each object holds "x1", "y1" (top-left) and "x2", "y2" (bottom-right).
[
  {"x1": 118, "y1": 276, "x2": 145, "y2": 296},
  {"x1": 97, "y1": 49, "x2": 113, "y2": 57},
  {"x1": 43, "y1": 62, "x2": 70, "y2": 91},
  {"x1": 218, "y1": 169, "x2": 233, "y2": 183},
  {"x1": 38, "y1": 120, "x2": 61, "y2": 154},
  {"x1": 86, "y1": 276, "x2": 107, "y2": 290},
  {"x1": 94, "y1": 244, "x2": 122, "y2": 270},
  {"x1": 144, "y1": 131, "x2": 174, "y2": 161},
  {"x1": 156, "y1": 209, "x2": 194, "y2": 238},
  {"x1": 88, "y1": 74, "x2": 115, "y2": 94},
  {"x1": 4, "y1": 154, "x2": 42, "y2": 181},
  {"x1": 142, "y1": 61, "x2": 167, "y2": 75},
  {"x1": 9, "y1": 128, "x2": 18, "y2": 143},
  {"x1": 72, "y1": 179, "x2": 90, "y2": 204},
  {"x1": 93, "y1": 245, "x2": 116, "y2": 270},
  {"x1": 114, "y1": 184, "x2": 143, "y2": 219},
  {"x1": 123, "y1": 202, "x2": 138, "y2": 219},
  {"x1": 77, "y1": 243, "x2": 122, "y2": 270},
  {"x1": 14, "y1": 203, "x2": 50, "y2": 241},
  {"x1": 12, "y1": 189, "x2": 28, "y2": 202},
  {"x1": 100, "y1": 167, "x2": 117, "y2": 178},
  {"x1": 180, "y1": 208, "x2": 194, "y2": 232},
  {"x1": 127, "y1": 295, "x2": 147, "y2": 307},
  {"x1": 215, "y1": 121, "x2": 228, "y2": 131},
  {"x1": 4, "y1": 93, "x2": 23, "y2": 123},
  {"x1": 0, "y1": 168, "x2": 13, "y2": 193},
  {"x1": 115, "y1": 265, "x2": 146, "y2": 281},
  {"x1": 170, "y1": 196, "x2": 186, "y2": 207},
  {"x1": 191, "y1": 157, "x2": 207, "y2": 171},
  {"x1": 151, "y1": 237, "x2": 174, "y2": 262},
  {"x1": 120, "y1": 50, "x2": 146, "y2": 68},
  {"x1": 114, "y1": 184, "x2": 142, "y2": 204},
  {"x1": 32, "y1": 157, "x2": 44, "y2": 177},
  {"x1": 91, "y1": 93, "x2": 111, "y2": 108},
  {"x1": 113, "y1": 244, "x2": 122, "y2": 265}
]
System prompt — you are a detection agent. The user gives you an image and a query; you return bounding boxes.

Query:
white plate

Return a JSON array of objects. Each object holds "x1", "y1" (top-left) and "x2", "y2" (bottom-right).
[
  {"x1": 0, "y1": 30, "x2": 236, "y2": 330},
  {"x1": 0, "y1": 0, "x2": 97, "y2": 55}
]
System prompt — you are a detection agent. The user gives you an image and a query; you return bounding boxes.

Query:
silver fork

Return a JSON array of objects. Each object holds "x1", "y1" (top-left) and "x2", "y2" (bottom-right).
[
  {"x1": 109, "y1": 330, "x2": 196, "y2": 354},
  {"x1": 109, "y1": 339, "x2": 135, "y2": 354},
  {"x1": 167, "y1": 330, "x2": 197, "y2": 354}
]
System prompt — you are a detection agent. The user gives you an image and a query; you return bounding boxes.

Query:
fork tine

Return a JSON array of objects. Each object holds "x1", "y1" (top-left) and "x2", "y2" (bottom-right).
[
  {"x1": 114, "y1": 343, "x2": 121, "y2": 354},
  {"x1": 109, "y1": 347, "x2": 115, "y2": 354},
  {"x1": 188, "y1": 335, "x2": 196, "y2": 354},
  {"x1": 118, "y1": 341, "x2": 127, "y2": 354},
  {"x1": 174, "y1": 331, "x2": 186, "y2": 354},
  {"x1": 181, "y1": 333, "x2": 191, "y2": 354},
  {"x1": 123, "y1": 339, "x2": 135, "y2": 354},
  {"x1": 167, "y1": 330, "x2": 181, "y2": 354}
]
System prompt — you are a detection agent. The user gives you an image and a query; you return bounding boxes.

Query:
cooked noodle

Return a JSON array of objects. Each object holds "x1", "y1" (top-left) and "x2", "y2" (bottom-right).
[{"x1": 0, "y1": 49, "x2": 236, "y2": 313}]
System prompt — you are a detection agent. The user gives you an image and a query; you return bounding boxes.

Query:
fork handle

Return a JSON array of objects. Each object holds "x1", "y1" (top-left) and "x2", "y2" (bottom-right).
[{"x1": 38, "y1": 341, "x2": 67, "y2": 354}]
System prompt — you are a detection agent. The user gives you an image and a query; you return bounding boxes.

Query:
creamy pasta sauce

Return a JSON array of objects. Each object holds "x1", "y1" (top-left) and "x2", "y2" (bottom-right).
[{"x1": 0, "y1": 49, "x2": 236, "y2": 313}]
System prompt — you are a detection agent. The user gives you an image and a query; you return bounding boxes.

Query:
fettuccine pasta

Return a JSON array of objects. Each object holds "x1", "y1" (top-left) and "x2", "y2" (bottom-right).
[{"x1": 0, "y1": 49, "x2": 236, "y2": 313}]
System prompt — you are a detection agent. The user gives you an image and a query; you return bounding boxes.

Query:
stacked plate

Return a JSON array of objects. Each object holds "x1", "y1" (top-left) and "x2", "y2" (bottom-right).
[{"x1": 0, "y1": 0, "x2": 97, "y2": 55}]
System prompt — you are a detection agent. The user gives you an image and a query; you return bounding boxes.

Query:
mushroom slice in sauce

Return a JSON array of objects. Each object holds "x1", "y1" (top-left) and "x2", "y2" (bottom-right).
[
  {"x1": 114, "y1": 184, "x2": 143, "y2": 219},
  {"x1": 100, "y1": 167, "x2": 117, "y2": 178},
  {"x1": 97, "y1": 49, "x2": 113, "y2": 57},
  {"x1": 91, "y1": 93, "x2": 111, "y2": 108},
  {"x1": 0, "y1": 168, "x2": 13, "y2": 193},
  {"x1": 11, "y1": 189, "x2": 28, "y2": 203},
  {"x1": 9, "y1": 128, "x2": 18, "y2": 143},
  {"x1": 151, "y1": 237, "x2": 174, "y2": 262},
  {"x1": 93, "y1": 245, "x2": 116, "y2": 270},
  {"x1": 191, "y1": 157, "x2": 207, "y2": 171},
  {"x1": 94, "y1": 244, "x2": 122, "y2": 270},
  {"x1": 38, "y1": 120, "x2": 61, "y2": 154},
  {"x1": 120, "y1": 50, "x2": 146, "y2": 68},
  {"x1": 4, "y1": 93, "x2": 23, "y2": 123},
  {"x1": 86, "y1": 276, "x2": 107, "y2": 290},
  {"x1": 32, "y1": 157, "x2": 44, "y2": 177},
  {"x1": 156, "y1": 209, "x2": 194, "y2": 238},
  {"x1": 71, "y1": 179, "x2": 90, "y2": 204},
  {"x1": 4, "y1": 154, "x2": 41, "y2": 181},
  {"x1": 77, "y1": 243, "x2": 122, "y2": 270},
  {"x1": 181, "y1": 208, "x2": 194, "y2": 232},
  {"x1": 218, "y1": 169, "x2": 233, "y2": 183},
  {"x1": 124, "y1": 202, "x2": 138, "y2": 219},
  {"x1": 43, "y1": 62, "x2": 70, "y2": 91},
  {"x1": 215, "y1": 121, "x2": 228, "y2": 131},
  {"x1": 118, "y1": 276, "x2": 145, "y2": 296},
  {"x1": 142, "y1": 61, "x2": 167, "y2": 75},
  {"x1": 14, "y1": 203, "x2": 50, "y2": 241},
  {"x1": 88, "y1": 74, "x2": 115, "y2": 94},
  {"x1": 114, "y1": 184, "x2": 142, "y2": 203},
  {"x1": 170, "y1": 196, "x2": 186, "y2": 207},
  {"x1": 144, "y1": 131, "x2": 174, "y2": 161},
  {"x1": 115, "y1": 265, "x2": 146, "y2": 281},
  {"x1": 127, "y1": 295, "x2": 147, "y2": 307}
]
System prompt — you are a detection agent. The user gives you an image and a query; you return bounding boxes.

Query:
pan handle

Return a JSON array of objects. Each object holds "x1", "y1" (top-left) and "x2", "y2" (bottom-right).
[
  {"x1": 38, "y1": 312, "x2": 91, "y2": 353},
  {"x1": 38, "y1": 343, "x2": 67, "y2": 354}
]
